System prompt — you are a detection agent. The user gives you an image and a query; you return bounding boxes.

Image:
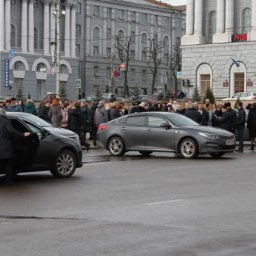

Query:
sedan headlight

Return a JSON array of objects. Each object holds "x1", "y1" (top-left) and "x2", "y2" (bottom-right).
[{"x1": 199, "y1": 132, "x2": 220, "y2": 140}]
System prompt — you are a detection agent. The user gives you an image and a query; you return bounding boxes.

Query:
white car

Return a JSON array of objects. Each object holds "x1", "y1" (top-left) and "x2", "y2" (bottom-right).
[{"x1": 222, "y1": 91, "x2": 256, "y2": 101}]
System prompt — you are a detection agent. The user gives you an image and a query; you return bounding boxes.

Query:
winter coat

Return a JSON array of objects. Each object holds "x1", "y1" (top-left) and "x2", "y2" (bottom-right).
[
  {"x1": 38, "y1": 105, "x2": 50, "y2": 122},
  {"x1": 6, "y1": 104, "x2": 23, "y2": 112},
  {"x1": 69, "y1": 108, "x2": 84, "y2": 132},
  {"x1": 217, "y1": 110, "x2": 234, "y2": 132},
  {"x1": 94, "y1": 107, "x2": 109, "y2": 127},
  {"x1": 199, "y1": 109, "x2": 209, "y2": 126},
  {"x1": 48, "y1": 105, "x2": 62, "y2": 128},
  {"x1": 185, "y1": 108, "x2": 202, "y2": 124},
  {"x1": 24, "y1": 102, "x2": 38, "y2": 116},
  {"x1": 61, "y1": 108, "x2": 69, "y2": 128},
  {"x1": 110, "y1": 108, "x2": 121, "y2": 120},
  {"x1": 247, "y1": 106, "x2": 256, "y2": 139},
  {"x1": 0, "y1": 116, "x2": 24, "y2": 159},
  {"x1": 236, "y1": 107, "x2": 246, "y2": 129}
]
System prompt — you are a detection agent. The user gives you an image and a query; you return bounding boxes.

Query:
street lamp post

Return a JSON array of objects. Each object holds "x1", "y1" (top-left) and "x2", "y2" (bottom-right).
[{"x1": 50, "y1": 0, "x2": 65, "y2": 96}]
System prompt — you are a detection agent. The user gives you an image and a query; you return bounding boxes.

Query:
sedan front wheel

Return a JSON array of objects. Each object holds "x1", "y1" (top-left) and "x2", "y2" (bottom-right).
[
  {"x1": 51, "y1": 150, "x2": 76, "y2": 178},
  {"x1": 179, "y1": 138, "x2": 198, "y2": 159}
]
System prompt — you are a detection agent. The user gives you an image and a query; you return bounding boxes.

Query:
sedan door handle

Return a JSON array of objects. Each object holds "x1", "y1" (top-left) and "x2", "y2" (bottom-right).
[{"x1": 121, "y1": 127, "x2": 126, "y2": 130}]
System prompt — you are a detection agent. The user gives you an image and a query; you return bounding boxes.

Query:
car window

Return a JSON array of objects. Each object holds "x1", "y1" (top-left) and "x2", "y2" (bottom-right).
[
  {"x1": 10, "y1": 119, "x2": 29, "y2": 132},
  {"x1": 24, "y1": 121, "x2": 43, "y2": 134},
  {"x1": 126, "y1": 116, "x2": 145, "y2": 126},
  {"x1": 148, "y1": 116, "x2": 166, "y2": 127},
  {"x1": 166, "y1": 113, "x2": 199, "y2": 127},
  {"x1": 23, "y1": 115, "x2": 51, "y2": 127}
]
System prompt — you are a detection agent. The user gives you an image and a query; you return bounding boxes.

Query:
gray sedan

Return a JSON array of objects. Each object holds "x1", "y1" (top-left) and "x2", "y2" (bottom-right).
[{"x1": 96, "y1": 112, "x2": 236, "y2": 159}]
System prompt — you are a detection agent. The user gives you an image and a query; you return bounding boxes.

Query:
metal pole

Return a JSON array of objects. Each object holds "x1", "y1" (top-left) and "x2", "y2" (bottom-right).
[{"x1": 55, "y1": 0, "x2": 60, "y2": 96}]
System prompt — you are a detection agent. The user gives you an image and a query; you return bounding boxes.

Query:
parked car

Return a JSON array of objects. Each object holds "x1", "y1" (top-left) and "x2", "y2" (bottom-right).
[
  {"x1": 222, "y1": 91, "x2": 256, "y2": 101},
  {"x1": 96, "y1": 112, "x2": 236, "y2": 159},
  {"x1": 101, "y1": 93, "x2": 124, "y2": 102},
  {"x1": 1, "y1": 112, "x2": 83, "y2": 178}
]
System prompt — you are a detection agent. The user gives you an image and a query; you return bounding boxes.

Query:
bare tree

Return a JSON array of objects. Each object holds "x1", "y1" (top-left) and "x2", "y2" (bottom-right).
[
  {"x1": 147, "y1": 38, "x2": 164, "y2": 96},
  {"x1": 114, "y1": 33, "x2": 134, "y2": 98},
  {"x1": 167, "y1": 42, "x2": 182, "y2": 98}
]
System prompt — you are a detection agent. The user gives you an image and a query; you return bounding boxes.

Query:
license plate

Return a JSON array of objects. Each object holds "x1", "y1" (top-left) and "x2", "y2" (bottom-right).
[{"x1": 226, "y1": 140, "x2": 235, "y2": 145}]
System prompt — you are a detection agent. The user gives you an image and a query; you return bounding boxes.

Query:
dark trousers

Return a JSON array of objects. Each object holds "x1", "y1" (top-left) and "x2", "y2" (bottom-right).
[
  {"x1": 237, "y1": 127, "x2": 244, "y2": 151},
  {"x1": 1, "y1": 158, "x2": 15, "y2": 183}
]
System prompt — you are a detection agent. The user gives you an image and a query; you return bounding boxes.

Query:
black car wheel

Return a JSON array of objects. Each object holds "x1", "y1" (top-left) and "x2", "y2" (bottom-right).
[
  {"x1": 139, "y1": 151, "x2": 153, "y2": 156},
  {"x1": 51, "y1": 150, "x2": 76, "y2": 178},
  {"x1": 209, "y1": 152, "x2": 225, "y2": 158},
  {"x1": 179, "y1": 138, "x2": 198, "y2": 159},
  {"x1": 108, "y1": 137, "x2": 125, "y2": 156}
]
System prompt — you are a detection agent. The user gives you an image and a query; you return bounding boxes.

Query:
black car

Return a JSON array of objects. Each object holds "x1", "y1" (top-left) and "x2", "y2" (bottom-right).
[
  {"x1": 1, "y1": 112, "x2": 83, "y2": 178},
  {"x1": 97, "y1": 112, "x2": 236, "y2": 159}
]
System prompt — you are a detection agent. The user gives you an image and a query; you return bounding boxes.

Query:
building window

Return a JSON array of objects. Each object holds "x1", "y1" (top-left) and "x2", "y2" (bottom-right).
[
  {"x1": 76, "y1": 2, "x2": 81, "y2": 14},
  {"x1": 94, "y1": 66, "x2": 99, "y2": 77},
  {"x1": 142, "y1": 50, "x2": 147, "y2": 61},
  {"x1": 242, "y1": 8, "x2": 251, "y2": 33},
  {"x1": 164, "y1": 17, "x2": 169, "y2": 27},
  {"x1": 14, "y1": 61, "x2": 25, "y2": 71},
  {"x1": 34, "y1": 27, "x2": 39, "y2": 49},
  {"x1": 130, "y1": 11, "x2": 136, "y2": 22},
  {"x1": 11, "y1": 0, "x2": 16, "y2": 4},
  {"x1": 93, "y1": 5, "x2": 99, "y2": 16},
  {"x1": 131, "y1": 31, "x2": 135, "y2": 42},
  {"x1": 107, "y1": 8, "x2": 112, "y2": 18},
  {"x1": 119, "y1": 9, "x2": 125, "y2": 20},
  {"x1": 107, "y1": 47, "x2": 111, "y2": 59},
  {"x1": 207, "y1": 11, "x2": 216, "y2": 43},
  {"x1": 130, "y1": 50, "x2": 135, "y2": 60},
  {"x1": 141, "y1": 13, "x2": 147, "y2": 23},
  {"x1": 200, "y1": 75, "x2": 210, "y2": 95},
  {"x1": 60, "y1": 64, "x2": 68, "y2": 74},
  {"x1": 93, "y1": 27, "x2": 100, "y2": 39},
  {"x1": 76, "y1": 24, "x2": 81, "y2": 37},
  {"x1": 163, "y1": 36, "x2": 169, "y2": 48},
  {"x1": 118, "y1": 30, "x2": 125, "y2": 39},
  {"x1": 11, "y1": 24, "x2": 16, "y2": 47},
  {"x1": 76, "y1": 44, "x2": 80, "y2": 56},
  {"x1": 107, "y1": 28, "x2": 112, "y2": 40},
  {"x1": 141, "y1": 33, "x2": 147, "y2": 44},
  {"x1": 93, "y1": 46, "x2": 99, "y2": 57},
  {"x1": 142, "y1": 70, "x2": 147, "y2": 81},
  {"x1": 106, "y1": 67, "x2": 111, "y2": 78},
  {"x1": 36, "y1": 63, "x2": 47, "y2": 72}
]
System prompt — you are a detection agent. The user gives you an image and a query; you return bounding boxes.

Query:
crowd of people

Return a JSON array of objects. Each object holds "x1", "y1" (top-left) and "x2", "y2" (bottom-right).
[{"x1": 1, "y1": 96, "x2": 256, "y2": 154}]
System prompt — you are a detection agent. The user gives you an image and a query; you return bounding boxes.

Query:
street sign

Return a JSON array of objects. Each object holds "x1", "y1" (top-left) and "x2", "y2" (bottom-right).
[
  {"x1": 4, "y1": 59, "x2": 9, "y2": 87},
  {"x1": 8, "y1": 49, "x2": 15, "y2": 58},
  {"x1": 76, "y1": 79, "x2": 81, "y2": 89}
]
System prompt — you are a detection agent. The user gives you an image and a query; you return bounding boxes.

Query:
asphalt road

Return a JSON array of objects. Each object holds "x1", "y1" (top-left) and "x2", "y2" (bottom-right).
[{"x1": 0, "y1": 150, "x2": 256, "y2": 256}]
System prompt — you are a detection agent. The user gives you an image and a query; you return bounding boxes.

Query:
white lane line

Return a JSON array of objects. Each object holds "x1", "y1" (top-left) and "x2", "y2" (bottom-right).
[{"x1": 145, "y1": 199, "x2": 184, "y2": 206}]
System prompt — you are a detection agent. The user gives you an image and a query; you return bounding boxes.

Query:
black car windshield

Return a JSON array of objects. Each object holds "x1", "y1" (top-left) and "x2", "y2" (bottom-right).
[
  {"x1": 23, "y1": 115, "x2": 52, "y2": 127},
  {"x1": 166, "y1": 113, "x2": 199, "y2": 127}
]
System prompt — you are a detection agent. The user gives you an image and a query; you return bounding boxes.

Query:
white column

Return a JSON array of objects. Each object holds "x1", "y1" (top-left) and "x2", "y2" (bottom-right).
[
  {"x1": 28, "y1": 0, "x2": 34, "y2": 53},
  {"x1": 5, "y1": 0, "x2": 11, "y2": 50},
  {"x1": 21, "y1": 0, "x2": 28, "y2": 52},
  {"x1": 65, "y1": 4, "x2": 71, "y2": 57},
  {"x1": 102, "y1": 7, "x2": 107, "y2": 57},
  {"x1": 0, "y1": 0, "x2": 4, "y2": 51},
  {"x1": 216, "y1": 0, "x2": 225, "y2": 33},
  {"x1": 50, "y1": 3, "x2": 56, "y2": 43},
  {"x1": 225, "y1": 0, "x2": 234, "y2": 33},
  {"x1": 185, "y1": 0, "x2": 194, "y2": 35},
  {"x1": 212, "y1": 0, "x2": 226, "y2": 43},
  {"x1": 249, "y1": 0, "x2": 256, "y2": 40},
  {"x1": 71, "y1": 5, "x2": 76, "y2": 57},
  {"x1": 44, "y1": 0, "x2": 50, "y2": 55},
  {"x1": 135, "y1": 12, "x2": 140, "y2": 60},
  {"x1": 194, "y1": 0, "x2": 203, "y2": 34}
]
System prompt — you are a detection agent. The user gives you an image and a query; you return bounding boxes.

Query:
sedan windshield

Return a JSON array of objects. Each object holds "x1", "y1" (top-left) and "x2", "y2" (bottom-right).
[
  {"x1": 23, "y1": 115, "x2": 52, "y2": 127},
  {"x1": 166, "y1": 113, "x2": 199, "y2": 127}
]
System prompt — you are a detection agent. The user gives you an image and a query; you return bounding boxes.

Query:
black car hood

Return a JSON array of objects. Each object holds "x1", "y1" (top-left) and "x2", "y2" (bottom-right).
[{"x1": 44, "y1": 126, "x2": 76, "y2": 137}]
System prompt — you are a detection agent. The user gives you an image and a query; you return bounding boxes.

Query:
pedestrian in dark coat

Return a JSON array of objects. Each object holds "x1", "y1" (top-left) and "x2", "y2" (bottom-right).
[
  {"x1": 185, "y1": 103, "x2": 202, "y2": 123},
  {"x1": 0, "y1": 108, "x2": 30, "y2": 184},
  {"x1": 215, "y1": 105, "x2": 233, "y2": 132},
  {"x1": 198, "y1": 103, "x2": 209, "y2": 126},
  {"x1": 236, "y1": 102, "x2": 246, "y2": 152},
  {"x1": 110, "y1": 101, "x2": 123, "y2": 120},
  {"x1": 247, "y1": 103, "x2": 256, "y2": 151},
  {"x1": 24, "y1": 99, "x2": 38, "y2": 116},
  {"x1": 38, "y1": 101, "x2": 51, "y2": 122}
]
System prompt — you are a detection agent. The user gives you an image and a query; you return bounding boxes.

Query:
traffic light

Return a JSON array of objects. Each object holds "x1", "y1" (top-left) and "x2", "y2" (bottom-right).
[
  {"x1": 186, "y1": 79, "x2": 192, "y2": 87},
  {"x1": 182, "y1": 79, "x2": 185, "y2": 87}
]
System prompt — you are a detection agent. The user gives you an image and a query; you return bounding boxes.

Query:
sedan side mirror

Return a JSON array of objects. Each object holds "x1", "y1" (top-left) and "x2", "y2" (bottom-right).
[{"x1": 160, "y1": 122, "x2": 171, "y2": 130}]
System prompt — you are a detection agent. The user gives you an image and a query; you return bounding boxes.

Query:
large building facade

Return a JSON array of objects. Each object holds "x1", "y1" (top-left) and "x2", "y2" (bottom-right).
[
  {"x1": 0, "y1": 0, "x2": 185, "y2": 100},
  {"x1": 0, "y1": 0, "x2": 79, "y2": 100},
  {"x1": 181, "y1": 0, "x2": 256, "y2": 99},
  {"x1": 78, "y1": 0, "x2": 185, "y2": 97}
]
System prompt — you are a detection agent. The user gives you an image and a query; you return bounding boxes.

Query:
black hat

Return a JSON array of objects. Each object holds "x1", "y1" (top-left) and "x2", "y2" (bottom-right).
[
  {"x1": 224, "y1": 102, "x2": 231, "y2": 107},
  {"x1": 10, "y1": 97, "x2": 17, "y2": 101}
]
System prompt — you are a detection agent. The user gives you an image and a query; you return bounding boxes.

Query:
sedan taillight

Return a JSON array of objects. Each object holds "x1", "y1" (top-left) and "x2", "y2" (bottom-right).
[{"x1": 98, "y1": 125, "x2": 109, "y2": 131}]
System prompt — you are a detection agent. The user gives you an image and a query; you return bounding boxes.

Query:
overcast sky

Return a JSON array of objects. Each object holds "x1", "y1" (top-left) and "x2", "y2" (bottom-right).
[{"x1": 162, "y1": 0, "x2": 186, "y2": 6}]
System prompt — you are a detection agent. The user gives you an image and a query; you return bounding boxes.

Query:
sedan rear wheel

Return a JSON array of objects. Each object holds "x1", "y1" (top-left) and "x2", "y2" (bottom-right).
[
  {"x1": 108, "y1": 137, "x2": 125, "y2": 156},
  {"x1": 51, "y1": 150, "x2": 76, "y2": 178},
  {"x1": 179, "y1": 138, "x2": 198, "y2": 159}
]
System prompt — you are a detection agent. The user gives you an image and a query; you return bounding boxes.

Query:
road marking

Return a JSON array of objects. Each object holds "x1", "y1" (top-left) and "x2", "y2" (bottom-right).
[{"x1": 145, "y1": 199, "x2": 184, "y2": 206}]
